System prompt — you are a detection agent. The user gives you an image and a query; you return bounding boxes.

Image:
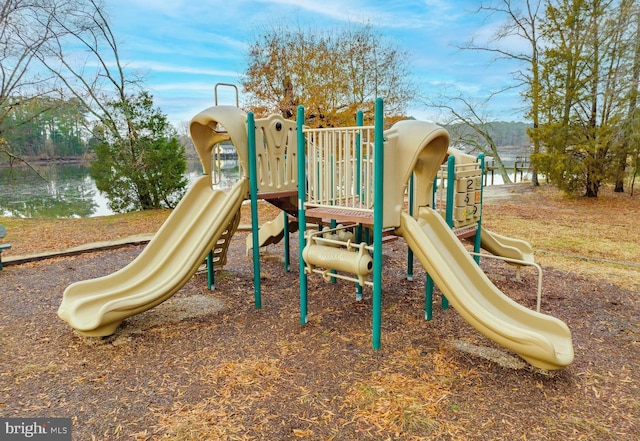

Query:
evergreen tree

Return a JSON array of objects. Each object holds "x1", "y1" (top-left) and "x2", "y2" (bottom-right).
[
  {"x1": 532, "y1": 0, "x2": 636, "y2": 197},
  {"x1": 90, "y1": 91, "x2": 187, "y2": 212}
]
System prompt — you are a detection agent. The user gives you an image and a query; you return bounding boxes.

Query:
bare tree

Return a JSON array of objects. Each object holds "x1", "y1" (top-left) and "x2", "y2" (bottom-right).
[
  {"x1": 0, "y1": 0, "x2": 113, "y2": 167},
  {"x1": 0, "y1": 0, "x2": 65, "y2": 162},
  {"x1": 35, "y1": 0, "x2": 142, "y2": 140},
  {"x1": 35, "y1": 0, "x2": 186, "y2": 211},
  {"x1": 460, "y1": 0, "x2": 545, "y2": 186},
  {"x1": 428, "y1": 93, "x2": 513, "y2": 184}
]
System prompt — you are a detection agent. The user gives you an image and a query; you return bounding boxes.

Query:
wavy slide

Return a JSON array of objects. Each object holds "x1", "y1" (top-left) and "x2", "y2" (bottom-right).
[
  {"x1": 247, "y1": 212, "x2": 284, "y2": 252},
  {"x1": 396, "y1": 209, "x2": 574, "y2": 370},
  {"x1": 58, "y1": 176, "x2": 248, "y2": 337},
  {"x1": 480, "y1": 228, "x2": 534, "y2": 263}
]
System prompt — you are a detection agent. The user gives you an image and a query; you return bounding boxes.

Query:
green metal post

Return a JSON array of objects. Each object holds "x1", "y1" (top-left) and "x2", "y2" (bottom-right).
[
  {"x1": 207, "y1": 251, "x2": 214, "y2": 290},
  {"x1": 441, "y1": 155, "x2": 456, "y2": 310},
  {"x1": 425, "y1": 275, "x2": 434, "y2": 320},
  {"x1": 247, "y1": 112, "x2": 262, "y2": 309},
  {"x1": 425, "y1": 174, "x2": 439, "y2": 319},
  {"x1": 372, "y1": 98, "x2": 384, "y2": 350},
  {"x1": 355, "y1": 223, "x2": 363, "y2": 301},
  {"x1": 283, "y1": 211, "x2": 290, "y2": 272},
  {"x1": 297, "y1": 106, "x2": 309, "y2": 324},
  {"x1": 356, "y1": 110, "x2": 363, "y2": 199},
  {"x1": 473, "y1": 154, "x2": 485, "y2": 264},
  {"x1": 407, "y1": 173, "x2": 414, "y2": 281},
  {"x1": 355, "y1": 110, "x2": 364, "y2": 302},
  {"x1": 445, "y1": 155, "x2": 455, "y2": 227}
]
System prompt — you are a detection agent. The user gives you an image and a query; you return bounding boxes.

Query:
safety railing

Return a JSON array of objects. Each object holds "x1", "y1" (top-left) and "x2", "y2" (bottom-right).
[{"x1": 304, "y1": 125, "x2": 377, "y2": 214}]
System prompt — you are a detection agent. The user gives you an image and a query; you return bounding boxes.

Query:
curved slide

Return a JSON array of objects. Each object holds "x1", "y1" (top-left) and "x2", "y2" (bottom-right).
[
  {"x1": 246, "y1": 212, "x2": 296, "y2": 253},
  {"x1": 480, "y1": 228, "x2": 534, "y2": 263},
  {"x1": 58, "y1": 176, "x2": 249, "y2": 337},
  {"x1": 396, "y1": 209, "x2": 574, "y2": 370}
]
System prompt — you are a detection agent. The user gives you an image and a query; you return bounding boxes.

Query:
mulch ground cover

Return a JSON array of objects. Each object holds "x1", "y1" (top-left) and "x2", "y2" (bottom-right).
[{"x1": 1, "y1": 225, "x2": 638, "y2": 440}]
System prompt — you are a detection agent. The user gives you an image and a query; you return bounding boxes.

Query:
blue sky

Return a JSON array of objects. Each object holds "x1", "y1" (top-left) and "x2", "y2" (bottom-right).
[{"x1": 106, "y1": 0, "x2": 526, "y2": 126}]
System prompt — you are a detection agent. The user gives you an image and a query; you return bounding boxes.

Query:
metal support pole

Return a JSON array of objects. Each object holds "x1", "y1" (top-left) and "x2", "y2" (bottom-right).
[
  {"x1": 445, "y1": 155, "x2": 455, "y2": 227},
  {"x1": 356, "y1": 110, "x2": 364, "y2": 301},
  {"x1": 425, "y1": 174, "x2": 438, "y2": 319},
  {"x1": 247, "y1": 112, "x2": 262, "y2": 309},
  {"x1": 425, "y1": 275, "x2": 434, "y2": 320},
  {"x1": 207, "y1": 251, "x2": 214, "y2": 290},
  {"x1": 372, "y1": 98, "x2": 384, "y2": 350},
  {"x1": 473, "y1": 154, "x2": 485, "y2": 265},
  {"x1": 283, "y1": 211, "x2": 290, "y2": 272},
  {"x1": 441, "y1": 155, "x2": 456, "y2": 310},
  {"x1": 297, "y1": 106, "x2": 309, "y2": 324},
  {"x1": 330, "y1": 219, "x2": 337, "y2": 283}
]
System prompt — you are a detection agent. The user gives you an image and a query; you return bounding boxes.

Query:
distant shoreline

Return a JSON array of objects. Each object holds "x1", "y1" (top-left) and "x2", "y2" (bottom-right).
[
  {"x1": 0, "y1": 151, "x2": 214, "y2": 168},
  {"x1": 0, "y1": 156, "x2": 90, "y2": 168}
]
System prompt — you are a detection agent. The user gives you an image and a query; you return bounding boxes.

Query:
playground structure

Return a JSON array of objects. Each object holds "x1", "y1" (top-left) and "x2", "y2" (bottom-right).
[{"x1": 58, "y1": 98, "x2": 574, "y2": 371}]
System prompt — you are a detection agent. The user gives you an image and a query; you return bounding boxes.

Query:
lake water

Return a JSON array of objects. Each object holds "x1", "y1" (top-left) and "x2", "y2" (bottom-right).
[
  {"x1": 0, "y1": 159, "x2": 241, "y2": 218},
  {"x1": 0, "y1": 160, "x2": 528, "y2": 218}
]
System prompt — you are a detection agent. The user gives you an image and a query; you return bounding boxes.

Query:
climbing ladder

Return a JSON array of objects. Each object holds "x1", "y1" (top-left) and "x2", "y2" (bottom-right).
[{"x1": 209, "y1": 210, "x2": 241, "y2": 268}]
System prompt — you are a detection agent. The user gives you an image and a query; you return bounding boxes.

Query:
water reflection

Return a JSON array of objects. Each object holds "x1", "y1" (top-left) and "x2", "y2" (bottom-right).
[
  {"x1": 0, "y1": 163, "x2": 100, "y2": 218},
  {"x1": 0, "y1": 157, "x2": 526, "y2": 219},
  {"x1": 0, "y1": 159, "x2": 242, "y2": 218}
]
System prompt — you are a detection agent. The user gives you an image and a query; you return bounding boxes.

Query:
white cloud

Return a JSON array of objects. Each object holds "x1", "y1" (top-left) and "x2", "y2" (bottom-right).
[
  {"x1": 125, "y1": 61, "x2": 239, "y2": 78},
  {"x1": 102, "y1": 0, "x2": 524, "y2": 124}
]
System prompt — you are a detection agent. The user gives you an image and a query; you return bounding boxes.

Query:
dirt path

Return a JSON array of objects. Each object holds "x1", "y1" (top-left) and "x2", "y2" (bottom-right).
[{"x1": 482, "y1": 182, "x2": 535, "y2": 201}]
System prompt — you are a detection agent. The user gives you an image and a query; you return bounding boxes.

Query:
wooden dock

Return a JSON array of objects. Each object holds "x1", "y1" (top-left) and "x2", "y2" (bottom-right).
[{"x1": 484, "y1": 156, "x2": 531, "y2": 185}]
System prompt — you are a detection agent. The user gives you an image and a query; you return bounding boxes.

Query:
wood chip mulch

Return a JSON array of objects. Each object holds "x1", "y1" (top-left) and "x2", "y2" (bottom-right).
[{"x1": 1, "y1": 228, "x2": 638, "y2": 440}]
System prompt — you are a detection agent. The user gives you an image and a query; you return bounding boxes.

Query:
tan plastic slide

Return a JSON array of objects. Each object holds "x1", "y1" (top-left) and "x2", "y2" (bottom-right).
[
  {"x1": 396, "y1": 208, "x2": 574, "y2": 370},
  {"x1": 57, "y1": 176, "x2": 249, "y2": 337},
  {"x1": 480, "y1": 228, "x2": 535, "y2": 263},
  {"x1": 246, "y1": 212, "x2": 288, "y2": 253}
]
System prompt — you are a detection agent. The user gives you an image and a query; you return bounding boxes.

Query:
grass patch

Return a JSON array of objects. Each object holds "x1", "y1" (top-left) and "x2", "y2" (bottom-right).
[{"x1": 483, "y1": 184, "x2": 639, "y2": 291}]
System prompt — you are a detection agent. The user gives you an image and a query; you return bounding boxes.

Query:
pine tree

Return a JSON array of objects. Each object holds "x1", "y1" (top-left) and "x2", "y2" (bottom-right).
[{"x1": 90, "y1": 91, "x2": 187, "y2": 212}]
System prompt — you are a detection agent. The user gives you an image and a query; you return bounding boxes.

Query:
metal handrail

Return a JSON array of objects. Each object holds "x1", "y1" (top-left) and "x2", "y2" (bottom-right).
[
  {"x1": 214, "y1": 83, "x2": 239, "y2": 106},
  {"x1": 469, "y1": 252, "x2": 543, "y2": 312}
]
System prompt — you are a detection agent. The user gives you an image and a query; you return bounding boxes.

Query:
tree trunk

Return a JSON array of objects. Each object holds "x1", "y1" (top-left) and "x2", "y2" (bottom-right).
[
  {"x1": 614, "y1": 171, "x2": 625, "y2": 192},
  {"x1": 585, "y1": 182, "x2": 599, "y2": 197}
]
